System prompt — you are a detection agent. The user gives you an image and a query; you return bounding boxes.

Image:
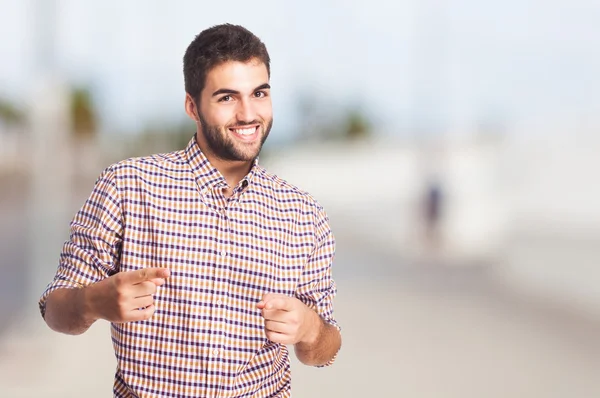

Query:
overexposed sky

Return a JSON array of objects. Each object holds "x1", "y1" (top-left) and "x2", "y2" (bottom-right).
[{"x1": 0, "y1": 0, "x2": 599, "y2": 138}]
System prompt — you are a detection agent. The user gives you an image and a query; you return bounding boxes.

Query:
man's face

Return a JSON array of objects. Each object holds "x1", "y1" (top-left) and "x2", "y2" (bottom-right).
[{"x1": 193, "y1": 58, "x2": 273, "y2": 162}]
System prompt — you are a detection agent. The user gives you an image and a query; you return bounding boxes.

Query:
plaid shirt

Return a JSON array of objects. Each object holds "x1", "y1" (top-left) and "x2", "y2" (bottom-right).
[{"x1": 39, "y1": 136, "x2": 339, "y2": 397}]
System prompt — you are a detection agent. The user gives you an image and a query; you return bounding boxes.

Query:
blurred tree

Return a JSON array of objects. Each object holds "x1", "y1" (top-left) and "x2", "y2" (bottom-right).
[
  {"x1": 130, "y1": 119, "x2": 196, "y2": 157},
  {"x1": 0, "y1": 98, "x2": 25, "y2": 128},
  {"x1": 171, "y1": 120, "x2": 196, "y2": 150},
  {"x1": 69, "y1": 87, "x2": 97, "y2": 140},
  {"x1": 344, "y1": 108, "x2": 371, "y2": 141}
]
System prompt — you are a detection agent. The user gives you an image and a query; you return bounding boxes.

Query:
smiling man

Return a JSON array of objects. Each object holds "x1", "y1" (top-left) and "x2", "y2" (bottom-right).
[{"x1": 39, "y1": 24, "x2": 341, "y2": 397}]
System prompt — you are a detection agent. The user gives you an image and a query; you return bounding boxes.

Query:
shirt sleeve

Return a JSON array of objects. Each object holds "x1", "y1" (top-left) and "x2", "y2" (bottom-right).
[
  {"x1": 294, "y1": 205, "x2": 341, "y2": 367},
  {"x1": 38, "y1": 166, "x2": 124, "y2": 318}
]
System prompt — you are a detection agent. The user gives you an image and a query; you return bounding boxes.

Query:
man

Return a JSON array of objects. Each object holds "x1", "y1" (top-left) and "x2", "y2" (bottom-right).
[{"x1": 39, "y1": 24, "x2": 341, "y2": 397}]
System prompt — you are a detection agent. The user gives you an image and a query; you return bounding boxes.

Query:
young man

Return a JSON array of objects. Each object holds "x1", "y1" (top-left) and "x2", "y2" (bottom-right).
[{"x1": 39, "y1": 24, "x2": 341, "y2": 397}]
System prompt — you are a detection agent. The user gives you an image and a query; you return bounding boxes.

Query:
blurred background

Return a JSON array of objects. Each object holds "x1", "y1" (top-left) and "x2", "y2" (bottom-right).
[{"x1": 1, "y1": 0, "x2": 600, "y2": 396}]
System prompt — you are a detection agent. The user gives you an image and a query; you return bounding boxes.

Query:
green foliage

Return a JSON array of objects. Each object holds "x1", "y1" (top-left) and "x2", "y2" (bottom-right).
[
  {"x1": 0, "y1": 98, "x2": 24, "y2": 126},
  {"x1": 344, "y1": 109, "x2": 371, "y2": 140},
  {"x1": 128, "y1": 119, "x2": 196, "y2": 157},
  {"x1": 70, "y1": 87, "x2": 97, "y2": 139}
]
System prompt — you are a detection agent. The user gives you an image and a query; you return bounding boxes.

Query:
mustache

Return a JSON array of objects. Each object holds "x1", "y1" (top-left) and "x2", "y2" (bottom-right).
[{"x1": 228, "y1": 120, "x2": 262, "y2": 128}]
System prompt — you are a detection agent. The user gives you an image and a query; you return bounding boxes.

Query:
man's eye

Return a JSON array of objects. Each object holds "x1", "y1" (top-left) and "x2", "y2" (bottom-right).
[
  {"x1": 219, "y1": 95, "x2": 232, "y2": 102},
  {"x1": 254, "y1": 91, "x2": 266, "y2": 98}
]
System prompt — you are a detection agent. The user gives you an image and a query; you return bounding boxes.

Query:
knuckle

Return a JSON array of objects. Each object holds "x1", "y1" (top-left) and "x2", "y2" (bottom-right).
[
  {"x1": 113, "y1": 274, "x2": 125, "y2": 287},
  {"x1": 117, "y1": 300, "x2": 129, "y2": 313},
  {"x1": 115, "y1": 288, "x2": 126, "y2": 300}
]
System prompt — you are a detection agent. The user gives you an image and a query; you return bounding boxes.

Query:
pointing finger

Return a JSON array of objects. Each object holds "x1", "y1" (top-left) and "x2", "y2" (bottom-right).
[{"x1": 129, "y1": 268, "x2": 170, "y2": 284}]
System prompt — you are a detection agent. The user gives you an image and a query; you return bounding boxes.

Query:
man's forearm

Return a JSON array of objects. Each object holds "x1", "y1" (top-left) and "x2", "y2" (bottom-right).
[
  {"x1": 295, "y1": 312, "x2": 342, "y2": 366},
  {"x1": 44, "y1": 287, "x2": 96, "y2": 335}
]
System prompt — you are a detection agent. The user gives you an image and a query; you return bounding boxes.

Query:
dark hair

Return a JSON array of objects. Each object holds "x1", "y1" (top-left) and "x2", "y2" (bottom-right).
[{"x1": 183, "y1": 24, "x2": 271, "y2": 102}]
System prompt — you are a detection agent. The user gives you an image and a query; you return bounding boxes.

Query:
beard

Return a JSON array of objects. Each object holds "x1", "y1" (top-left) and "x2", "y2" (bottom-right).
[{"x1": 198, "y1": 111, "x2": 272, "y2": 162}]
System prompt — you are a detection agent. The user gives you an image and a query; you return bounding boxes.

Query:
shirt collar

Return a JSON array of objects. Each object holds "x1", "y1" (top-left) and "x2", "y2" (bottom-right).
[{"x1": 184, "y1": 134, "x2": 260, "y2": 194}]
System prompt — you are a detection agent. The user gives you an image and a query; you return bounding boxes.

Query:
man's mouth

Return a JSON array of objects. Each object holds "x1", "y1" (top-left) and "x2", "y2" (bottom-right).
[{"x1": 229, "y1": 125, "x2": 260, "y2": 141}]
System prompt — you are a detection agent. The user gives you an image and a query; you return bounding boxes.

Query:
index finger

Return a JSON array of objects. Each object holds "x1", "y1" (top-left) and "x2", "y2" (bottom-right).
[{"x1": 125, "y1": 268, "x2": 170, "y2": 284}]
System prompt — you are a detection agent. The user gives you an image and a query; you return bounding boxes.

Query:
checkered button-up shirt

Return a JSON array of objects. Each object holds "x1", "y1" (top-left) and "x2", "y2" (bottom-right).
[{"x1": 39, "y1": 136, "x2": 339, "y2": 397}]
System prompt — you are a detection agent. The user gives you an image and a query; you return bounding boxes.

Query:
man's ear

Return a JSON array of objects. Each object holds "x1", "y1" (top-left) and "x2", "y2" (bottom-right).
[{"x1": 184, "y1": 93, "x2": 199, "y2": 122}]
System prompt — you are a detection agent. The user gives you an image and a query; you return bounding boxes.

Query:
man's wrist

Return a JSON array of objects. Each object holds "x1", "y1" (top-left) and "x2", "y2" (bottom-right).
[
  {"x1": 79, "y1": 284, "x2": 99, "y2": 324},
  {"x1": 299, "y1": 309, "x2": 322, "y2": 346}
]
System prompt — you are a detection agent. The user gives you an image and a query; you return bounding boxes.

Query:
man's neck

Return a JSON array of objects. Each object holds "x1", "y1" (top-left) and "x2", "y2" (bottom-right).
[
  {"x1": 196, "y1": 138, "x2": 252, "y2": 189},
  {"x1": 212, "y1": 157, "x2": 252, "y2": 189}
]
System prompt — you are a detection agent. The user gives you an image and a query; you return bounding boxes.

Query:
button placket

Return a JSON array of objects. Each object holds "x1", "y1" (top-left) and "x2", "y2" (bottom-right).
[
  {"x1": 191, "y1": 195, "x2": 215, "y2": 370},
  {"x1": 211, "y1": 207, "x2": 230, "y2": 365}
]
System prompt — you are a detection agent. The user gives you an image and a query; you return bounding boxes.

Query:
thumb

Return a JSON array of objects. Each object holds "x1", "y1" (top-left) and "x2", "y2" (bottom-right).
[{"x1": 149, "y1": 278, "x2": 167, "y2": 286}]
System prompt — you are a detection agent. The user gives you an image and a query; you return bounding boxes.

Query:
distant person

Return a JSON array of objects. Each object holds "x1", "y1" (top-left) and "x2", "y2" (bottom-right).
[
  {"x1": 423, "y1": 179, "x2": 443, "y2": 249},
  {"x1": 39, "y1": 24, "x2": 341, "y2": 397}
]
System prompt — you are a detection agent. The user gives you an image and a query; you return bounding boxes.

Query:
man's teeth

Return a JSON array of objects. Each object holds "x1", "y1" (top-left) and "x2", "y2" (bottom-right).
[{"x1": 233, "y1": 127, "x2": 255, "y2": 135}]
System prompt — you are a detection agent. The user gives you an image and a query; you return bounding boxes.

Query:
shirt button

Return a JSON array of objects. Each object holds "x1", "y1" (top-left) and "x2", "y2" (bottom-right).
[
  {"x1": 216, "y1": 299, "x2": 222, "y2": 306},
  {"x1": 213, "y1": 349, "x2": 220, "y2": 356},
  {"x1": 220, "y1": 250, "x2": 227, "y2": 257}
]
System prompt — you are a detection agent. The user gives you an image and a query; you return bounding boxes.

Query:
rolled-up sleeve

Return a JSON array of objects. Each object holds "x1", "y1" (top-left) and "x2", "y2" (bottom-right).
[
  {"x1": 295, "y1": 205, "x2": 340, "y2": 366},
  {"x1": 38, "y1": 166, "x2": 124, "y2": 318}
]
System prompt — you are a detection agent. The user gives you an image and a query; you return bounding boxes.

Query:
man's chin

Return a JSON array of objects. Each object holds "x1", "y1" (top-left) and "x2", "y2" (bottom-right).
[
  {"x1": 233, "y1": 151, "x2": 261, "y2": 163},
  {"x1": 221, "y1": 147, "x2": 261, "y2": 162},
  {"x1": 234, "y1": 141, "x2": 264, "y2": 160}
]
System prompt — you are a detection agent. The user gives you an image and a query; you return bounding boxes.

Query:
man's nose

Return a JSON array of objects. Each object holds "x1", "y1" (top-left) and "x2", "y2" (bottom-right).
[{"x1": 236, "y1": 99, "x2": 256, "y2": 123}]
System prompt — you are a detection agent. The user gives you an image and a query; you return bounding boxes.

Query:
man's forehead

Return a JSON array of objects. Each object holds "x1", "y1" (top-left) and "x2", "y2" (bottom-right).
[{"x1": 205, "y1": 59, "x2": 269, "y2": 89}]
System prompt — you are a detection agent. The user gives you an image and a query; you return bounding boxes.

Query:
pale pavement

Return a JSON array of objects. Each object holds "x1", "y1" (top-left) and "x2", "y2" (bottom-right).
[
  {"x1": 1, "y1": 240, "x2": 600, "y2": 397},
  {"x1": 2, "y1": 153, "x2": 600, "y2": 397}
]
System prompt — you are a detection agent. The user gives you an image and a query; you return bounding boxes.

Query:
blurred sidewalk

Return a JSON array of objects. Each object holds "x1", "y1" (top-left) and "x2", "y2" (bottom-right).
[
  {"x1": 2, "y1": 146, "x2": 600, "y2": 397},
  {"x1": 0, "y1": 312, "x2": 116, "y2": 397},
  {"x1": 2, "y1": 235, "x2": 600, "y2": 397}
]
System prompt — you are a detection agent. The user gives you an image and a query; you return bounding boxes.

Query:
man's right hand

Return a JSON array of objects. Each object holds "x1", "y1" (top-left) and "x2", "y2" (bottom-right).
[{"x1": 84, "y1": 268, "x2": 170, "y2": 323}]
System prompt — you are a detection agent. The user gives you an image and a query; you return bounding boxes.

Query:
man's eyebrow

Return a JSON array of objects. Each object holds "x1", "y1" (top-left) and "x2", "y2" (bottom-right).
[
  {"x1": 254, "y1": 83, "x2": 271, "y2": 91},
  {"x1": 212, "y1": 84, "x2": 271, "y2": 97},
  {"x1": 212, "y1": 88, "x2": 239, "y2": 97}
]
